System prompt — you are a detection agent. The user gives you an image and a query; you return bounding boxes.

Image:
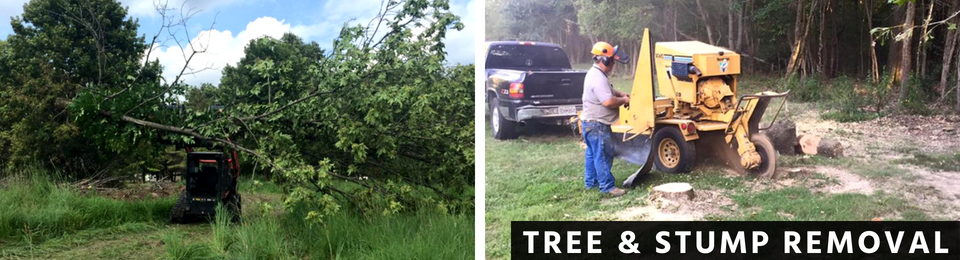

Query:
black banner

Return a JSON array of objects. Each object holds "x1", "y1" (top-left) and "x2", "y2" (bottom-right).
[{"x1": 511, "y1": 221, "x2": 960, "y2": 259}]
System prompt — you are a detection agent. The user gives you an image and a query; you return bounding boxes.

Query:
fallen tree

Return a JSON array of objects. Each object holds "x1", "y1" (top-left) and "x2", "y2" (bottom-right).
[{"x1": 6, "y1": 0, "x2": 474, "y2": 221}]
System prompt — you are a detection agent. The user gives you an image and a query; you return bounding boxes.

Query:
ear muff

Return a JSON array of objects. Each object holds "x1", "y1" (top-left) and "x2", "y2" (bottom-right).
[
  {"x1": 596, "y1": 56, "x2": 612, "y2": 66},
  {"x1": 591, "y1": 42, "x2": 616, "y2": 67}
]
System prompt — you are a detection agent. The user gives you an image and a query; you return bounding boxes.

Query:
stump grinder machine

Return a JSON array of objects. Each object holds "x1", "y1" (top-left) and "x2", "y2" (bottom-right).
[
  {"x1": 170, "y1": 142, "x2": 242, "y2": 223},
  {"x1": 610, "y1": 29, "x2": 789, "y2": 188}
]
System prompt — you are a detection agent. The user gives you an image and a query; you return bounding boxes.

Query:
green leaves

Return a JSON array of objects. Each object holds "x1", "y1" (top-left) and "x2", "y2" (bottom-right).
[
  {"x1": 0, "y1": 0, "x2": 474, "y2": 220},
  {"x1": 0, "y1": 0, "x2": 158, "y2": 175}
]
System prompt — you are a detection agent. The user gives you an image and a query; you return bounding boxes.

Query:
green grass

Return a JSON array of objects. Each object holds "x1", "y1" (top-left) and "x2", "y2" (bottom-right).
[
  {"x1": 728, "y1": 187, "x2": 929, "y2": 221},
  {"x1": 159, "y1": 205, "x2": 474, "y2": 260},
  {"x1": 0, "y1": 168, "x2": 174, "y2": 249},
  {"x1": 0, "y1": 167, "x2": 473, "y2": 259}
]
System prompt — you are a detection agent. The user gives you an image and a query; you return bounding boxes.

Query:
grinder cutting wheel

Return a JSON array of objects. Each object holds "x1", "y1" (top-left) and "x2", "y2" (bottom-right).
[{"x1": 604, "y1": 28, "x2": 789, "y2": 188}]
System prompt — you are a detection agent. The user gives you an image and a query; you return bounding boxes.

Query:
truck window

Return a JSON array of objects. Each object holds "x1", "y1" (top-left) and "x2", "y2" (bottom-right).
[{"x1": 486, "y1": 45, "x2": 572, "y2": 70}]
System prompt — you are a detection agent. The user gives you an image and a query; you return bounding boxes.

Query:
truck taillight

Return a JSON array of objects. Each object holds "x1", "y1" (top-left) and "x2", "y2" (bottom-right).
[{"x1": 509, "y1": 83, "x2": 524, "y2": 98}]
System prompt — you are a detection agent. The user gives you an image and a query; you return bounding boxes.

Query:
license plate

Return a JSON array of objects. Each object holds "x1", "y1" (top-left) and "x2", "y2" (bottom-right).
[{"x1": 558, "y1": 106, "x2": 576, "y2": 115}]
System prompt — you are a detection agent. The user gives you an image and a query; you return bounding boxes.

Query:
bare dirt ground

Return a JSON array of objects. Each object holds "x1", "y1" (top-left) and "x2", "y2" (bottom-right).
[
  {"x1": 78, "y1": 180, "x2": 182, "y2": 201},
  {"x1": 791, "y1": 104, "x2": 960, "y2": 159},
  {"x1": 791, "y1": 103, "x2": 960, "y2": 219}
]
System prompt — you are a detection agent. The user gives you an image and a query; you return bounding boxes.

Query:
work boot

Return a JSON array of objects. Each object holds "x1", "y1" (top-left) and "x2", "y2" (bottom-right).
[{"x1": 606, "y1": 188, "x2": 626, "y2": 197}]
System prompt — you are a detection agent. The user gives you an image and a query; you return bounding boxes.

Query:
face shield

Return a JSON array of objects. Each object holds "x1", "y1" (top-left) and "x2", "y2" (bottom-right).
[{"x1": 612, "y1": 45, "x2": 630, "y2": 64}]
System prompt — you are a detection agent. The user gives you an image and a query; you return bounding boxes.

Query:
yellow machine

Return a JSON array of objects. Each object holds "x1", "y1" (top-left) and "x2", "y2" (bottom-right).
[{"x1": 615, "y1": 29, "x2": 788, "y2": 185}]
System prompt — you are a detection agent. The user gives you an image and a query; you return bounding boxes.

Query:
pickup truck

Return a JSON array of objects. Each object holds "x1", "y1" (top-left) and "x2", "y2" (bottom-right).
[{"x1": 485, "y1": 41, "x2": 587, "y2": 140}]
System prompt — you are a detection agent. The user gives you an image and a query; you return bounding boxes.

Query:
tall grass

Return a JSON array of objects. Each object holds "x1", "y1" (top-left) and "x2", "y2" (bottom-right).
[
  {"x1": 0, "y1": 167, "x2": 174, "y2": 245},
  {"x1": 163, "y1": 205, "x2": 474, "y2": 259}
]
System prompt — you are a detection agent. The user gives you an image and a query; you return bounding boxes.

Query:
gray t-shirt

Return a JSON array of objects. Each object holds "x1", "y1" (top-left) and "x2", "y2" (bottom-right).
[{"x1": 581, "y1": 65, "x2": 618, "y2": 125}]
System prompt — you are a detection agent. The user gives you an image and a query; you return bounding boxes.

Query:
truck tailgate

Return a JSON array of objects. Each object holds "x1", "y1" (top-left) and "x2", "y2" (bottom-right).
[{"x1": 521, "y1": 71, "x2": 585, "y2": 101}]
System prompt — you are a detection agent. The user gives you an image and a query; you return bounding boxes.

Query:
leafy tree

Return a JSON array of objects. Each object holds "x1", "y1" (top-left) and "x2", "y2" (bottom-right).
[
  {"x1": 0, "y1": 0, "x2": 162, "y2": 176},
  {"x1": 219, "y1": 33, "x2": 324, "y2": 108},
  {"x1": 0, "y1": 0, "x2": 473, "y2": 220},
  {"x1": 63, "y1": 0, "x2": 474, "y2": 219},
  {"x1": 185, "y1": 83, "x2": 221, "y2": 111}
]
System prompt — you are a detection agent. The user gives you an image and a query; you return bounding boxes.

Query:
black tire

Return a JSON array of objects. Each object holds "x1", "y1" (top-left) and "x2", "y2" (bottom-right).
[
  {"x1": 747, "y1": 134, "x2": 777, "y2": 178},
  {"x1": 653, "y1": 126, "x2": 697, "y2": 173},
  {"x1": 490, "y1": 97, "x2": 518, "y2": 140},
  {"x1": 170, "y1": 193, "x2": 188, "y2": 224}
]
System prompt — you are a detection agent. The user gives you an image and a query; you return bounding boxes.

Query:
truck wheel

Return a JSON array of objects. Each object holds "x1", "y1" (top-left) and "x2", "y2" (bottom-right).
[
  {"x1": 653, "y1": 126, "x2": 697, "y2": 173},
  {"x1": 747, "y1": 134, "x2": 777, "y2": 178},
  {"x1": 170, "y1": 193, "x2": 187, "y2": 224},
  {"x1": 490, "y1": 98, "x2": 518, "y2": 140}
]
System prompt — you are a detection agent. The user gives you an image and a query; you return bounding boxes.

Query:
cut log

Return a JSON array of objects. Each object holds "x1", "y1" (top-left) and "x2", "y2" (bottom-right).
[
  {"x1": 651, "y1": 182, "x2": 696, "y2": 201},
  {"x1": 797, "y1": 134, "x2": 843, "y2": 158},
  {"x1": 798, "y1": 134, "x2": 821, "y2": 155},
  {"x1": 817, "y1": 138, "x2": 844, "y2": 158},
  {"x1": 764, "y1": 119, "x2": 797, "y2": 155}
]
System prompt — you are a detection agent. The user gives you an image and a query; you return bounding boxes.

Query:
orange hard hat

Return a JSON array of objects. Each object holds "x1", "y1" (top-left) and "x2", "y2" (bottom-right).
[{"x1": 591, "y1": 41, "x2": 629, "y2": 64}]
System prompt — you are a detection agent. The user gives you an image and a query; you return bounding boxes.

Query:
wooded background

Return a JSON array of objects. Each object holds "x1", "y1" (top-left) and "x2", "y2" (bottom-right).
[{"x1": 486, "y1": 0, "x2": 960, "y2": 112}]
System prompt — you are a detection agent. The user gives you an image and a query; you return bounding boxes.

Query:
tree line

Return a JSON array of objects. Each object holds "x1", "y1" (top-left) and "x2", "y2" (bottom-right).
[
  {"x1": 487, "y1": 0, "x2": 960, "y2": 112},
  {"x1": 0, "y1": 0, "x2": 474, "y2": 220}
]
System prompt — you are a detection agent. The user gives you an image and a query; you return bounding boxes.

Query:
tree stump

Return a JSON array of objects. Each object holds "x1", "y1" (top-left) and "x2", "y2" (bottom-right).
[
  {"x1": 651, "y1": 182, "x2": 696, "y2": 201},
  {"x1": 764, "y1": 119, "x2": 797, "y2": 155},
  {"x1": 798, "y1": 134, "x2": 821, "y2": 155}
]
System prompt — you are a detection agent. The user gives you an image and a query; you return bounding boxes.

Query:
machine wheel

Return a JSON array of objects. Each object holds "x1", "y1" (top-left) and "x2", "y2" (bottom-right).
[
  {"x1": 653, "y1": 126, "x2": 697, "y2": 173},
  {"x1": 170, "y1": 193, "x2": 188, "y2": 224},
  {"x1": 227, "y1": 194, "x2": 242, "y2": 223},
  {"x1": 746, "y1": 134, "x2": 777, "y2": 178},
  {"x1": 490, "y1": 97, "x2": 518, "y2": 140}
]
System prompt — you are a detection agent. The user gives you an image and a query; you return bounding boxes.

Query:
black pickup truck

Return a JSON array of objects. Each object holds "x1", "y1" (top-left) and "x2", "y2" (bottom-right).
[{"x1": 485, "y1": 41, "x2": 587, "y2": 139}]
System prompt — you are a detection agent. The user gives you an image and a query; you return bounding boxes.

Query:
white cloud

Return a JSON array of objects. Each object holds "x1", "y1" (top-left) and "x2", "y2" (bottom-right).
[
  {"x1": 150, "y1": 0, "x2": 476, "y2": 86},
  {"x1": 0, "y1": 0, "x2": 29, "y2": 35},
  {"x1": 444, "y1": 0, "x2": 476, "y2": 65},
  {"x1": 150, "y1": 16, "x2": 290, "y2": 86}
]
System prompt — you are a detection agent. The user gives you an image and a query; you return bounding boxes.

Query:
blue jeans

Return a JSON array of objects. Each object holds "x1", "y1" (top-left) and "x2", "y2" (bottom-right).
[{"x1": 581, "y1": 121, "x2": 616, "y2": 192}]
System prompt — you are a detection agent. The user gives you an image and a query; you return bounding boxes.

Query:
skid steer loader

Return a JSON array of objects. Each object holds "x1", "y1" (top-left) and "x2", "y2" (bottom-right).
[
  {"x1": 170, "y1": 143, "x2": 242, "y2": 223},
  {"x1": 609, "y1": 29, "x2": 789, "y2": 188}
]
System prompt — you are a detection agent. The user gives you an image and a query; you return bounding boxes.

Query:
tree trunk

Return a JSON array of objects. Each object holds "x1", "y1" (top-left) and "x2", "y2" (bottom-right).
[
  {"x1": 696, "y1": 0, "x2": 716, "y2": 45},
  {"x1": 786, "y1": 0, "x2": 817, "y2": 77},
  {"x1": 728, "y1": 0, "x2": 735, "y2": 49},
  {"x1": 957, "y1": 49, "x2": 960, "y2": 111},
  {"x1": 940, "y1": 1, "x2": 960, "y2": 97},
  {"x1": 899, "y1": 1, "x2": 916, "y2": 105},
  {"x1": 737, "y1": 1, "x2": 744, "y2": 50},
  {"x1": 917, "y1": 0, "x2": 934, "y2": 77},
  {"x1": 818, "y1": 0, "x2": 827, "y2": 75},
  {"x1": 865, "y1": 0, "x2": 880, "y2": 82},
  {"x1": 786, "y1": 0, "x2": 806, "y2": 77}
]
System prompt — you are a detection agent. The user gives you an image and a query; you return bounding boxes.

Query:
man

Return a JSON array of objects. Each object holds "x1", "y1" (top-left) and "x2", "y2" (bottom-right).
[{"x1": 581, "y1": 41, "x2": 630, "y2": 196}]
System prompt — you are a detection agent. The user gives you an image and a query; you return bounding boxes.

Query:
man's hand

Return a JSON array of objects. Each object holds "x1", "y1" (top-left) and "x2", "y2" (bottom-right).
[{"x1": 602, "y1": 96, "x2": 630, "y2": 109}]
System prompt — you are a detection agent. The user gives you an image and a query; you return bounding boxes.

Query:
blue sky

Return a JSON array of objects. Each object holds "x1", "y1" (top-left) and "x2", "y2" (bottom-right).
[{"x1": 0, "y1": 0, "x2": 477, "y2": 85}]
